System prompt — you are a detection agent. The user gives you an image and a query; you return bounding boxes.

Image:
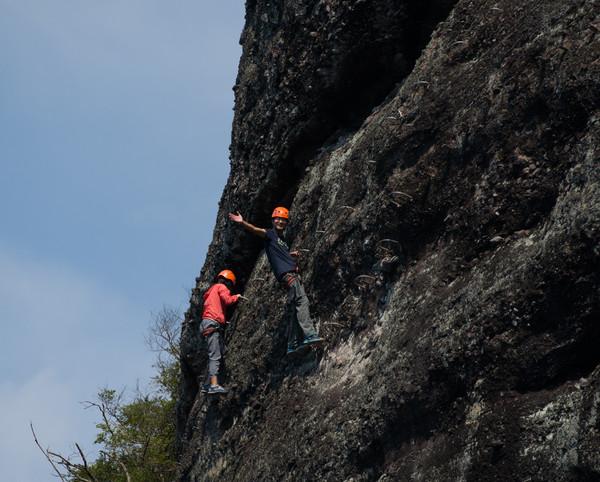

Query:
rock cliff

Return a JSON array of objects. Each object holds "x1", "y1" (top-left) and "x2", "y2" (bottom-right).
[{"x1": 177, "y1": 0, "x2": 600, "y2": 480}]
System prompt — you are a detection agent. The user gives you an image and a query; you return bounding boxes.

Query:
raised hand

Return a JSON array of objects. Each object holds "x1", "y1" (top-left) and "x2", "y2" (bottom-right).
[
  {"x1": 228, "y1": 212, "x2": 267, "y2": 238},
  {"x1": 228, "y1": 212, "x2": 243, "y2": 223}
]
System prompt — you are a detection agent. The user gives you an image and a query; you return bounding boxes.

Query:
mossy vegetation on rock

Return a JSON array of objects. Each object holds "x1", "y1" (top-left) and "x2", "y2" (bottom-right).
[{"x1": 177, "y1": 0, "x2": 600, "y2": 480}]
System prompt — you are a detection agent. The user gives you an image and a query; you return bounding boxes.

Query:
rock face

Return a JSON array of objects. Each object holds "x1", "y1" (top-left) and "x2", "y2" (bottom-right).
[{"x1": 177, "y1": 0, "x2": 600, "y2": 480}]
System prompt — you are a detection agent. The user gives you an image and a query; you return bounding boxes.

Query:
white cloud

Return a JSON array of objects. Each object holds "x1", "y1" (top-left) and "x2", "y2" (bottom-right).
[
  {"x1": 0, "y1": 369, "x2": 98, "y2": 481},
  {"x1": 0, "y1": 245, "x2": 156, "y2": 481},
  {"x1": 0, "y1": 245, "x2": 153, "y2": 381}
]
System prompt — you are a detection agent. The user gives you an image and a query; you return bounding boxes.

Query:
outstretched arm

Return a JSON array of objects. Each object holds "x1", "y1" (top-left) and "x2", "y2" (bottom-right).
[{"x1": 228, "y1": 212, "x2": 267, "y2": 238}]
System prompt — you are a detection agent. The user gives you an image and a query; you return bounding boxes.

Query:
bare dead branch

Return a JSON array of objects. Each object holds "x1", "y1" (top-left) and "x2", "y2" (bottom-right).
[
  {"x1": 76, "y1": 443, "x2": 98, "y2": 482},
  {"x1": 47, "y1": 450, "x2": 73, "y2": 468},
  {"x1": 47, "y1": 449, "x2": 96, "y2": 482},
  {"x1": 146, "y1": 306, "x2": 181, "y2": 359},
  {"x1": 83, "y1": 395, "x2": 118, "y2": 439},
  {"x1": 30, "y1": 423, "x2": 68, "y2": 482}
]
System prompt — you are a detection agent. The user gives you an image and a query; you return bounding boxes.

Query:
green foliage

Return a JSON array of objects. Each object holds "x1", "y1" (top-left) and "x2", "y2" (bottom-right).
[{"x1": 67, "y1": 307, "x2": 181, "y2": 482}]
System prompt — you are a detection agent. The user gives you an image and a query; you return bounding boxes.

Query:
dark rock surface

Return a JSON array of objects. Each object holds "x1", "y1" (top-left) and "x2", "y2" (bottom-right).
[{"x1": 177, "y1": 0, "x2": 600, "y2": 480}]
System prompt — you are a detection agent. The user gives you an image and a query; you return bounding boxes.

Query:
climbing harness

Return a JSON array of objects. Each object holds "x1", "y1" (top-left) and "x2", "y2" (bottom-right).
[
  {"x1": 281, "y1": 272, "x2": 299, "y2": 289},
  {"x1": 201, "y1": 325, "x2": 221, "y2": 338}
]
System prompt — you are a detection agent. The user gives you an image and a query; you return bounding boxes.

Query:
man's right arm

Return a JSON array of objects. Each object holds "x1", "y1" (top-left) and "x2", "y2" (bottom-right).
[{"x1": 228, "y1": 212, "x2": 267, "y2": 238}]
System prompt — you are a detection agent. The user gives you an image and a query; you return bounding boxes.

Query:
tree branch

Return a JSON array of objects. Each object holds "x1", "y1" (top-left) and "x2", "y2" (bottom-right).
[
  {"x1": 76, "y1": 443, "x2": 98, "y2": 482},
  {"x1": 46, "y1": 450, "x2": 94, "y2": 482},
  {"x1": 146, "y1": 306, "x2": 181, "y2": 359},
  {"x1": 30, "y1": 422, "x2": 67, "y2": 482},
  {"x1": 119, "y1": 461, "x2": 132, "y2": 482}
]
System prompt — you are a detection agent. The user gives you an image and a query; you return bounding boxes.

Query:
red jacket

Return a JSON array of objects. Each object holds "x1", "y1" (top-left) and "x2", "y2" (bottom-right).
[{"x1": 202, "y1": 283, "x2": 239, "y2": 325}]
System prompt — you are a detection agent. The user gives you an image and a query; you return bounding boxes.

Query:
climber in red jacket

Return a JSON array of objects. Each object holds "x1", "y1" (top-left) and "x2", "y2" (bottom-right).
[
  {"x1": 200, "y1": 269, "x2": 241, "y2": 395},
  {"x1": 228, "y1": 207, "x2": 323, "y2": 356}
]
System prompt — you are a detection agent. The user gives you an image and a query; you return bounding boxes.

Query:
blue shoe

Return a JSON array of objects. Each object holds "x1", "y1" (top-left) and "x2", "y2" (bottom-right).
[
  {"x1": 207, "y1": 384, "x2": 227, "y2": 395},
  {"x1": 287, "y1": 342, "x2": 312, "y2": 357},
  {"x1": 302, "y1": 334, "x2": 324, "y2": 346},
  {"x1": 200, "y1": 384, "x2": 210, "y2": 394},
  {"x1": 287, "y1": 343, "x2": 300, "y2": 355}
]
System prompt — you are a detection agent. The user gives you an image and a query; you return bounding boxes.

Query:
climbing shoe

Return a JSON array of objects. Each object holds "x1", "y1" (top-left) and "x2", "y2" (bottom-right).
[
  {"x1": 200, "y1": 384, "x2": 210, "y2": 394},
  {"x1": 302, "y1": 334, "x2": 324, "y2": 346},
  {"x1": 287, "y1": 343, "x2": 311, "y2": 357},
  {"x1": 207, "y1": 384, "x2": 228, "y2": 395}
]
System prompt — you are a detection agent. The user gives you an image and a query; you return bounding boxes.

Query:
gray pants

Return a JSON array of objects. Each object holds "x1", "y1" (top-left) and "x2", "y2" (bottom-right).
[
  {"x1": 285, "y1": 275, "x2": 317, "y2": 347},
  {"x1": 200, "y1": 319, "x2": 224, "y2": 384}
]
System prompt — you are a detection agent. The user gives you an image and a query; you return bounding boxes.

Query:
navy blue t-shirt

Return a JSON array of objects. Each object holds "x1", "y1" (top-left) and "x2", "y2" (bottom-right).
[{"x1": 264, "y1": 229, "x2": 297, "y2": 281}]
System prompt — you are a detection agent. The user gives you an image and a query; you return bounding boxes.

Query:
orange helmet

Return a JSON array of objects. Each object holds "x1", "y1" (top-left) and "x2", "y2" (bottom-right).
[
  {"x1": 271, "y1": 206, "x2": 289, "y2": 219},
  {"x1": 217, "y1": 269, "x2": 236, "y2": 285}
]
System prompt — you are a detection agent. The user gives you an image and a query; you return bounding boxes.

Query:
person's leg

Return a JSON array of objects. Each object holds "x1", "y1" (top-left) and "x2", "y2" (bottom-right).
[
  {"x1": 289, "y1": 279, "x2": 317, "y2": 339},
  {"x1": 286, "y1": 287, "x2": 300, "y2": 350},
  {"x1": 200, "y1": 319, "x2": 223, "y2": 386},
  {"x1": 207, "y1": 330, "x2": 228, "y2": 393},
  {"x1": 207, "y1": 331, "x2": 222, "y2": 385},
  {"x1": 218, "y1": 331, "x2": 226, "y2": 382},
  {"x1": 199, "y1": 320, "x2": 212, "y2": 387}
]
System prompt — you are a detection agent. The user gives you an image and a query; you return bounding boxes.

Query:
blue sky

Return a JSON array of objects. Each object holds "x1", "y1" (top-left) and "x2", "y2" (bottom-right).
[{"x1": 0, "y1": 1, "x2": 245, "y2": 479}]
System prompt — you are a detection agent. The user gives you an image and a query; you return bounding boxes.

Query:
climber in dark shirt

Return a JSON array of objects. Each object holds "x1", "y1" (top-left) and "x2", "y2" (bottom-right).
[
  {"x1": 228, "y1": 207, "x2": 323, "y2": 354},
  {"x1": 264, "y1": 227, "x2": 297, "y2": 281}
]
